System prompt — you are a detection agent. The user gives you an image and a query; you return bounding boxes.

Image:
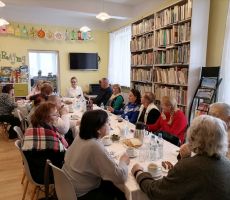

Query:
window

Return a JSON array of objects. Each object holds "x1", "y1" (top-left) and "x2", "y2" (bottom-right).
[
  {"x1": 108, "y1": 26, "x2": 131, "y2": 87},
  {"x1": 28, "y1": 50, "x2": 59, "y2": 93},
  {"x1": 218, "y1": 2, "x2": 230, "y2": 103}
]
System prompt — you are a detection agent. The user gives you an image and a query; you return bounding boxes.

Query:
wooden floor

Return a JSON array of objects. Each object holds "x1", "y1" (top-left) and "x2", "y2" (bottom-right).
[{"x1": 0, "y1": 128, "x2": 44, "y2": 200}]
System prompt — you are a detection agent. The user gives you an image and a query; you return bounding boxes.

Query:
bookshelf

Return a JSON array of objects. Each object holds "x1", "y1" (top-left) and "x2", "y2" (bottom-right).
[
  {"x1": 0, "y1": 65, "x2": 29, "y2": 98},
  {"x1": 130, "y1": 0, "x2": 210, "y2": 115}
]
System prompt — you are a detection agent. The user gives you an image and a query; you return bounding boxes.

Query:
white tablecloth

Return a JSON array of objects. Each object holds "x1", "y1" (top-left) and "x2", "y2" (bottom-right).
[{"x1": 63, "y1": 98, "x2": 179, "y2": 200}]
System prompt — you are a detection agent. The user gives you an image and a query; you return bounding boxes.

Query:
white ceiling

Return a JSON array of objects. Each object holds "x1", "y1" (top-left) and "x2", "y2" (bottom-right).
[{"x1": 0, "y1": 0, "x2": 163, "y2": 31}]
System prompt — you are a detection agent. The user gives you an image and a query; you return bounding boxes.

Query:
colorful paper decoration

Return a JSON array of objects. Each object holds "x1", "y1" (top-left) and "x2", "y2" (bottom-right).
[{"x1": 0, "y1": 24, "x2": 93, "y2": 41}]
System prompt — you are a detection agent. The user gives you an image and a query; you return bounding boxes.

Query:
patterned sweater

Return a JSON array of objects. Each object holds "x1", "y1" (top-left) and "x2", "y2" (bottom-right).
[{"x1": 0, "y1": 93, "x2": 17, "y2": 115}]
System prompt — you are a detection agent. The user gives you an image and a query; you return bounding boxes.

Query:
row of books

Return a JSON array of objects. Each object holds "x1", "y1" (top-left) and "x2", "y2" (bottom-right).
[
  {"x1": 154, "y1": 44, "x2": 190, "y2": 64},
  {"x1": 155, "y1": 0, "x2": 192, "y2": 29},
  {"x1": 154, "y1": 85, "x2": 187, "y2": 105},
  {"x1": 155, "y1": 22, "x2": 191, "y2": 46},
  {"x1": 132, "y1": 18, "x2": 154, "y2": 36},
  {"x1": 130, "y1": 34, "x2": 154, "y2": 52},
  {"x1": 154, "y1": 67, "x2": 188, "y2": 85},
  {"x1": 131, "y1": 52, "x2": 153, "y2": 66},
  {"x1": 131, "y1": 68, "x2": 154, "y2": 82},
  {"x1": 133, "y1": 84, "x2": 153, "y2": 96}
]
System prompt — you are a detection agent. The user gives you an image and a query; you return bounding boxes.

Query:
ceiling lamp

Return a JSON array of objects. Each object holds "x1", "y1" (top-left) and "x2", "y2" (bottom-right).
[
  {"x1": 0, "y1": 1, "x2": 5, "y2": 7},
  {"x1": 96, "y1": 0, "x2": 111, "y2": 21},
  {"x1": 0, "y1": 18, "x2": 9, "y2": 26},
  {"x1": 80, "y1": 26, "x2": 91, "y2": 32},
  {"x1": 96, "y1": 12, "x2": 111, "y2": 21}
]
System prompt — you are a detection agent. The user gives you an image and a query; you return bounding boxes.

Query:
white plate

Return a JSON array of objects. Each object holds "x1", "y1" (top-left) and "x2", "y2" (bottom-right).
[
  {"x1": 128, "y1": 151, "x2": 138, "y2": 158},
  {"x1": 103, "y1": 141, "x2": 112, "y2": 146}
]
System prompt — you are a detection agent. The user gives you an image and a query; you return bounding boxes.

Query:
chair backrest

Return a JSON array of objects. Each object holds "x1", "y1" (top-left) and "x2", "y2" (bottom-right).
[
  {"x1": 14, "y1": 140, "x2": 41, "y2": 186},
  {"x1": 13, "y1": 126, "x2": 24, "y2": 142},
  {"x1": 17, "y1": 109, "x2": 28, "y2": 132},
  {"x1": 47, "y1": 160, "x2": 77, "y2": 200}
]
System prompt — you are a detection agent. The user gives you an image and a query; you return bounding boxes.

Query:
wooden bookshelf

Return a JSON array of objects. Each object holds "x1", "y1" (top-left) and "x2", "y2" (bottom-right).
[{"x1": 130, "y1": 0, "x2": 210, "y2": 115}]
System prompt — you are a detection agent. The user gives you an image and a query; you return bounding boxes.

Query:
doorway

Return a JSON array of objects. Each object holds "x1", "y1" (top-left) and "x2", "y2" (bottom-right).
[{"x1": 28, "y1": 50, "x2": 59, "y2": 93}]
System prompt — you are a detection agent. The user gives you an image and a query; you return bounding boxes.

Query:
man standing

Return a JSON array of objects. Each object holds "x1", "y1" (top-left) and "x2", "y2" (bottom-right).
[{"x1": 93, "y1": 78, "x2": 112, "y2": 106}]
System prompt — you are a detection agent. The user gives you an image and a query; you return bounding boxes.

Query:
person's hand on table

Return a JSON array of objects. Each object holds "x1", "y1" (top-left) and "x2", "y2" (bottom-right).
[
  {"x1": 131, "y1": 163, "x2": 144, "y2": 177},
  {"x1": 76, "y1": 120, "x2": 81, "y2": 126},
  {"x1": 59, "y1": 105, "x2": 68, "y2": 115},
  {"x1": 120, "y1": 153, "x2": 130, "y2": 165},
  {"x1": 107, "y1": 106, "x2": 114, "y2": 113},
  {"x1": 179, "y1": 143, "x2": 191, "y2": 159}
]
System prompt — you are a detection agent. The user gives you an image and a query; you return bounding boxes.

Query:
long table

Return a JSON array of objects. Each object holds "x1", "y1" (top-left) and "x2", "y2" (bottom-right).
[{"x1": 64, "y1": 98, "x2": 179, "y2": 200}]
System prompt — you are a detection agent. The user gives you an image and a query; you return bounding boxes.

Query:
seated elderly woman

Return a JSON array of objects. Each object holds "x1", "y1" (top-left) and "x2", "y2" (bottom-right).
[
  {"x1": 106, "y1": 84, "x2": 124, "y2": 110},
  {"x1": 26, "y1": 80, "x2": 43, "y2": 100},
  {"x1": 62, "y1": 110, "x2": 129, "y2": 200},
  {"x1": 0, "y1": 84, "x2": 20, "y2": 139},
  {"x1": 147, "y1": 96, "x2": 187, "y2": 144},
  {"x1": 22, "y1": 102, "x2": 68, "y2": 184},
  {"x1": 136, "y1": 92, "x2": 160, "y2": 125},
  {"x1": 108, "y1": 88, "x2": 141, "y2": 124},
  {"x1": 29, "y1": 82, "x2": 53, "y2": 104},
  {"x1": 131, "y1": 115, "x2": 230, "y2": 200},
  {"x1": 208, "y1": 102, "x2": 230, "y2": 158}
]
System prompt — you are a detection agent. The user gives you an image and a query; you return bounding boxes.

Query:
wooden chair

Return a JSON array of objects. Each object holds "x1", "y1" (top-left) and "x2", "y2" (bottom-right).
[{"x1": 46, "y1": 159, "x2": 77, "y2": 200}]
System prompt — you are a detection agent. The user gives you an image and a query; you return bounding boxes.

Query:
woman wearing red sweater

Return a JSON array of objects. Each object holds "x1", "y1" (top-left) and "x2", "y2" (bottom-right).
[{"x1": 147, "y1": 96, "x2": 187, "y2": 144}]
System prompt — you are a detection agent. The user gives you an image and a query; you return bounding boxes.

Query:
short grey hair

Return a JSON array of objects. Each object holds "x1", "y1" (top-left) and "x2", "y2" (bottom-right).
[
  {"x1": 209, "y1": 102, "x2": 230, "y2": 127},
  {"x1": 187, "y1": 115, "x2": 228, "y2": 157}
]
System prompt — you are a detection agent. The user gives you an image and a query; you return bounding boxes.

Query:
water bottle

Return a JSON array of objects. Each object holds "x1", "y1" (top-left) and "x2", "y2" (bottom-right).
[
  {"x1": 100, "y1": 102, "x2": 105, "y2": 110},
  {"x1": 150, "y1": 135, "x2": 158, "y2": 161},
  {"x1": 157, "y1": 133, "x2": 164, "y2": 159},
  {"x1": 81, "y1": 100, "x2": 87, "y2": 112},
  {"x1": 121, "y1": 116, "x2": 129, "y2": 138}
]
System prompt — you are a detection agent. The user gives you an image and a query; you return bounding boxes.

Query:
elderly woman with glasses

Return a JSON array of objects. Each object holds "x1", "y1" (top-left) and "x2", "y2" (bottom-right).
[
  {"x1": 131, "y1": 115, "x2": 230, "y2": 200},
  {"x1": 22, "y1": 102, "x2": 68, "y2": 184}
]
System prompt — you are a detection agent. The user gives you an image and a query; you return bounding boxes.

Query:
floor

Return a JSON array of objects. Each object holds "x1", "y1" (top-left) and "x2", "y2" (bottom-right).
[{"x1": 0, "y1": 127, "x2": 44, "y2": 200}]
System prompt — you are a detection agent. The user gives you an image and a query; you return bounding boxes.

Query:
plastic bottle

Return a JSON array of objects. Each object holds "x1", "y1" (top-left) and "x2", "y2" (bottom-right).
[
  {"x1": 157, "y1": 133, "x2": 164, "y2": 159},
  {"x1": 121, "y1": 116, "x2": 129, "y2": 138},
  {"x1": 100, "y1": 102, "x2": 105, "y2": 110},
  {"x1": 150, "y1": 135, "x2": 158, "y2": 161}
]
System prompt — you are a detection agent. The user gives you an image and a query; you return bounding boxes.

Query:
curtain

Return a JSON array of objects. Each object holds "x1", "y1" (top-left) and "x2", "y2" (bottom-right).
[
  {"x1": 218, "y1": 2, "x2": 230, "y2": 102},
  {"x1": 108, "y1": 25, "x2": 131, "y2": 87},
  {"x1": 29, "y1": 52, "x2": 58, "y2": 77}
]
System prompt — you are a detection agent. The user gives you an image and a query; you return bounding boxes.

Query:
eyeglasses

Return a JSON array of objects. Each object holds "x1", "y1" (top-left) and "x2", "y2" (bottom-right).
[{"x1": 49, "y1": 113, "x2": 60, "y2": 117}]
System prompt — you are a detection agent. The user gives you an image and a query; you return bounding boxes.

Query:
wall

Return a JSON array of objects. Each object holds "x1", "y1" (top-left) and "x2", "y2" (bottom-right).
[
  {"x1": 206, "y1": 0, "x2": 229, "y2": 67},
  {"x1": 0, "y1": 22, "x2": 109, "y2": 95}
]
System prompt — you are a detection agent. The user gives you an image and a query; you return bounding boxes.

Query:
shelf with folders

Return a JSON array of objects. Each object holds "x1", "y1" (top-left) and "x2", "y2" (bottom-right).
[
  {"x1": 154, "y1": 84, "x2": 187, "y2": 111},
  {"x1": 155, "y1": 0, "x2": 192, "y2": 29},
  {"x1": 131, "y1": 68, "x2": 154, "y2": 83},
  {"x1": 132, "y1": 83, "x2": 154, "y2": 96},
  {"x1": 132, "y1": 14, "x2": 154, "y2": 37},
  {"x1": 130, "y1": 0, "x2": 210, "y2": 115},
  {"x1": 154, "y1": 66, "x2": 188, "y2": 86}
]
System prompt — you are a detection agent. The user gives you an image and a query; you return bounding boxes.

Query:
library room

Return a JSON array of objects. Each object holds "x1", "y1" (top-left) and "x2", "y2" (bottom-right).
[{"x1": 0, "y1": 0, "x2": 230, "y2": 199}]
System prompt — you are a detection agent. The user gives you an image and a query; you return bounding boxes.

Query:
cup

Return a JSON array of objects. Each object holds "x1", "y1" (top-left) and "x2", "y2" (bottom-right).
[
  {"x1": 69, "y1": 105, "x2": 74, "y2": 113},
  {"x1": 126, "y1": 147, "x2": 136, "y2": 157},
  {"x1": 102, "y1": 136, "x2": 111, "y2": 146},
  {"x1": 147, "y1": 163, "x2": 162, "y2": 177},
  {"x1": 117, "y1": 116, "x2": 123, "y2": 122}
]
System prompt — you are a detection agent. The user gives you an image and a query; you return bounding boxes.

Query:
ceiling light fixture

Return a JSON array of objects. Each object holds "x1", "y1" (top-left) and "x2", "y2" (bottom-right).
[
  {"x1": 0, "y1": 1, "x2": 5, "y2": 7},
  {"x1": 80, "y1": 26, "x2": 91, "y2": 32},
  {"x1": 96, "y1": 0, "x2": 111, "y2": 21},
  {"x1": 0, "y1": 18, "x2": 9, "y2": 26}
]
